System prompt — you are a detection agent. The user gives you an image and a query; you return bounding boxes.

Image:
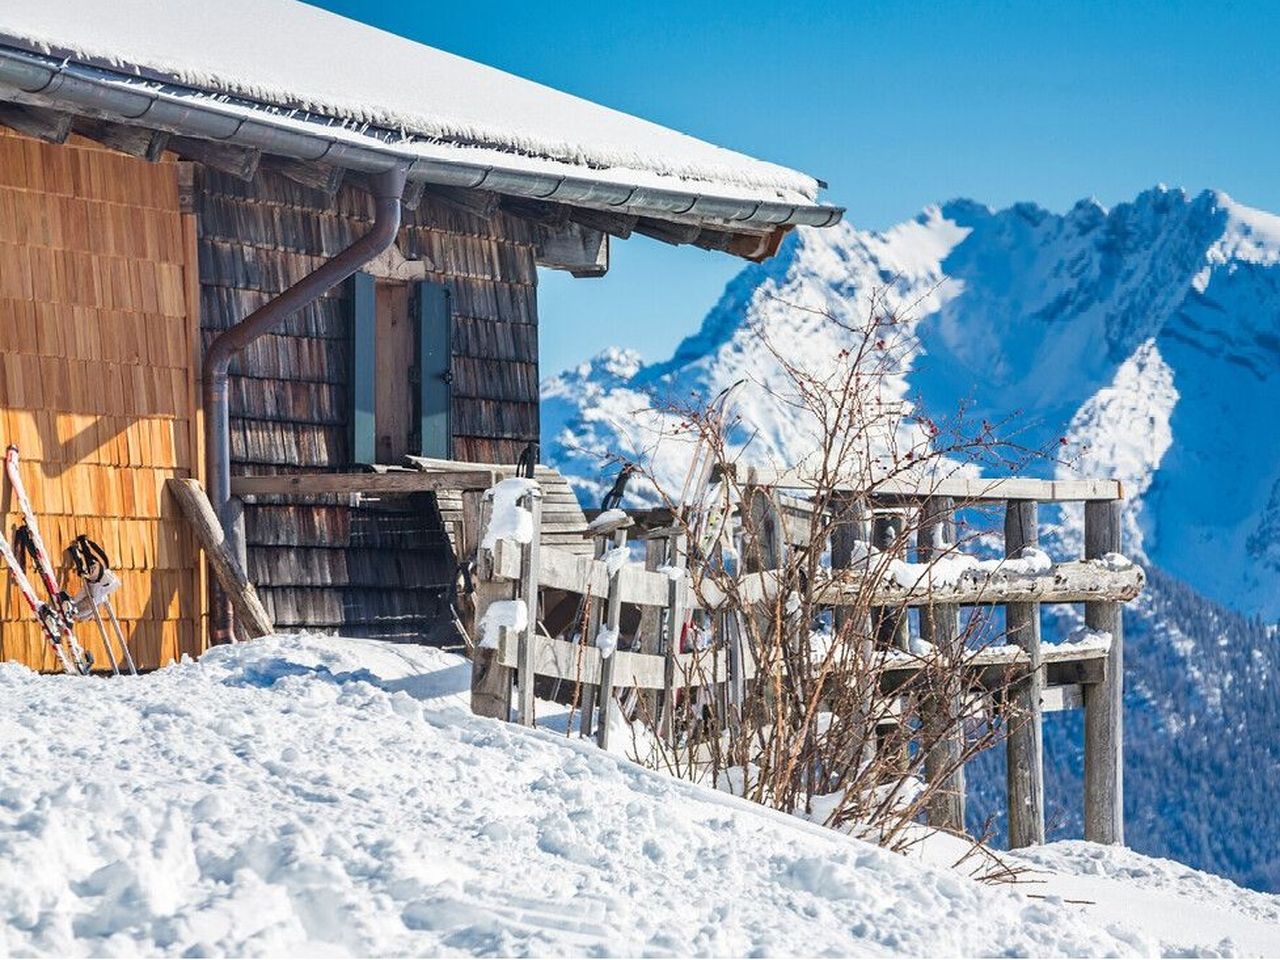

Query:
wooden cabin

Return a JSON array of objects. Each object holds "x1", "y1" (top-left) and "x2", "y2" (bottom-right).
[{"x1": 0, "y1": 0, "x2": 841, "y2": 669}]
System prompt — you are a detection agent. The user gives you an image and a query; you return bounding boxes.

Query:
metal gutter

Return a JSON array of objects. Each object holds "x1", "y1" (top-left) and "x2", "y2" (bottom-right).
[{"x1": 0, "y1": 45, "x2": 844, "y2": 230}]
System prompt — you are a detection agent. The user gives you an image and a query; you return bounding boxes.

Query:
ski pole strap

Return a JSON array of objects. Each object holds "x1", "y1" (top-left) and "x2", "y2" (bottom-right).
[
  {"x1": 68, "y1": 535, "x2": 111, "y2": 582},
  {"x1": 516, "y1": 440, "x2": 539, "y2": 480}
]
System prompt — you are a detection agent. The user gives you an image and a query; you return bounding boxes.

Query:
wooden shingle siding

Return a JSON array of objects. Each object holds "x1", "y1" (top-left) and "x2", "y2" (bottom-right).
[
  {"x1": 196, "y1": 166, "x2": 540, "y2": 642},
  {"x1": 0, "y1": 129, "x2": 204, "y2": 670}
]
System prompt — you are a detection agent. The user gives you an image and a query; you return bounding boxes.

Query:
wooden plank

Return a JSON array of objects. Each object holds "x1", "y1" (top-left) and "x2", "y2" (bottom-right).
[
  {"x1": 374, "y1": 280, "x2": 414, "y2": 463},
  {"x1": 230, "y1": 470, "x2": 494, "y2": 496},
  {"x1": 1004, "y1": 499, "x2": 1045, "y2": 849},
  {"x1": 741, "y1": 467, "x2": 1124, "y2": 503},
  {"x1": 810, "y1": 560, "x2": 1143, "y2": 608},
  {"x1": 516, "y1": 489, "x2": 542, "y2": 726},
  {"x1": 166, "y1": 479, "x2": 273, "y2": 639},
  {"x1": 1042, "y1": 684, "x2": 1084, "y2": 712},
  {"x1": 1084, "y1": 499, "x2": 1125, "y2": 845},
  {"x1": 918, "y1": 497, "x2": 965, "y2": 832}
]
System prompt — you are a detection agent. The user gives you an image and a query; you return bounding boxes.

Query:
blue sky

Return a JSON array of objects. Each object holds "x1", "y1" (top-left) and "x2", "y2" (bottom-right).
[{"x1": 311, "y1": 0, "x2": 1280, "y2": 374}]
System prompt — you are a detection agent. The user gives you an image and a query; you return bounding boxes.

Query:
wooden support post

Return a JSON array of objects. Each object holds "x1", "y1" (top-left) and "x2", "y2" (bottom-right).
[
  {"x1": 871, "y1": 510, "x2": 910, "y2": 651},
  {"x1": 919, "y1": 496, "x2": 966, "y2": 832},
  {"x1": 471, "y1": 495, "x2": 515, "y2": 720},
  {"x1": 457, "y1": 489, "x2": 483, "y2": 646},
  {"x1": 579, "y1": 534, "x2": 608, "y2": 738},
  {"x1": 1084, "y1": 498, "x2": 1125, "y2": 844},
  {"x1": 166, "y1": 479, "x2": 274, "y2": 639},
  {"x1": 596, "y1": 527, "x2": 628, "y2": 749},
  {"x1": 515, "y1": 488, "x2": 543, "y2": 727},
  {"x1": 830, "y1": 493, "x2": 875, "y2": 768},
  {"x1": 1004, "y1": 499, "x2": 1045, "y2": 848},
  {"x1": 658, "y1": 532, "x2": 688, "y2": 742}
]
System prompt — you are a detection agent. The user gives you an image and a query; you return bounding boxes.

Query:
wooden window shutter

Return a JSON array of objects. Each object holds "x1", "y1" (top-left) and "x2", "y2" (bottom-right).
[
  {"x1": 350, "y1": 271, "x2": 377, "y2": 465},
  {"x1": 415, "y1": 281, "x2": 453, "y2": 458}
]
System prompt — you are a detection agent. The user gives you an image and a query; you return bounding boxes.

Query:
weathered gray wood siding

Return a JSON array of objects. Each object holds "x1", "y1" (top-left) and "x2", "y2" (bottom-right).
[{"x1": 195, "y1": 167, "x2": 541, "y2": 641}]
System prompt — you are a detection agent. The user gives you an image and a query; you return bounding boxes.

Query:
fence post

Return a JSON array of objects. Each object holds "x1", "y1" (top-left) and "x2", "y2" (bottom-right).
[
  {"x1": 515, "y1": 487, "x2": 543, "y2": 727},
  {"x1": 658, "y1": 531, "x2": 688, "y2": 741},
  {"x1": 471, "y1": 493, "x2": 515, "y2": 720},
  {"x1": 871, "y1": 507, "x2": 910, "y2": 651},
  {"x1": 578, "y1": 532, "x2": 608, "y2": 737},
  {"x1": 830, "y1": 492, "x2": 875, "y2": 769},
  {"x1": 596, "y1": 525, "x2": 628, "y2": 749},
  {"x1": 1084, "y1": 498, "x2": 1124, "y2": 844},
  {"x1": 1004, "y1": 499, "x2": 1045, "y2": 848},
  {"x1": 918, "y1": 496, "x2": 965, "y2": 832}
]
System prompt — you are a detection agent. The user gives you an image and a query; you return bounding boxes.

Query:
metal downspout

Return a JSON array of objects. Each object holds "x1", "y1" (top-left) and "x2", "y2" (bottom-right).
[{"x1": 201, "y1": 164, "x2": 409, "y2": 642}]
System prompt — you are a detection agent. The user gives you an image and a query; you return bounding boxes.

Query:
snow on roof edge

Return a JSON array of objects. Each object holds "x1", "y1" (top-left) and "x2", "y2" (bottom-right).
[{"x1": 0, "y1": 0, "x2": 834, "y2": 211}]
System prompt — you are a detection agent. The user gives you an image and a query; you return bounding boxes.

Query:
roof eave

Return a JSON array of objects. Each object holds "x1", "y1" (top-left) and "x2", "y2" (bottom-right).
[{"x1": 0, "y1": 44, "x2": 844, "y2": 232}]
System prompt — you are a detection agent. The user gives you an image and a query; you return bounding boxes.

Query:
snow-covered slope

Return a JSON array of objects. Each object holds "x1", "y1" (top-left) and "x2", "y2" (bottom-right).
[
  {"x1": 542, "y1": 186, "x2": 1280, "y2": 891},
  {"x1": 2, "y1": 636, "x2": 1277, "y2": 957},
  {"x1": 546, "y1": 186, "x2": 1280, "y2": 618}
]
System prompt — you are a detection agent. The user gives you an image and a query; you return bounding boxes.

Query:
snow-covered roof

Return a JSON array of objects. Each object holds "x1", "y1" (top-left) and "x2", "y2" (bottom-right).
[{"x1": 0, "y1": 0, "x2": 841, "y2": 229}]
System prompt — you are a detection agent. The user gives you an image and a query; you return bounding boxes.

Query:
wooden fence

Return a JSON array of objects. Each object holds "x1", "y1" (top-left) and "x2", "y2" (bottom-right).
[{"x1": 467, "y1": 473, "x2": 1139, "y2": 849}]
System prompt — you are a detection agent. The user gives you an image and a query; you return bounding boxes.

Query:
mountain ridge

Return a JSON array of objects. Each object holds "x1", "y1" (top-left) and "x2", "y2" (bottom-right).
[{"x1": 541, "y1": 184, "x2": 1280, "y2": 890}]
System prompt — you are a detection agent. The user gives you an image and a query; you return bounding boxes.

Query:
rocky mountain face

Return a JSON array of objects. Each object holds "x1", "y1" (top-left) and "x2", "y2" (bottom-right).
[{"x1": 542, "y1": 187, "x2": 1280, "y2": 890}]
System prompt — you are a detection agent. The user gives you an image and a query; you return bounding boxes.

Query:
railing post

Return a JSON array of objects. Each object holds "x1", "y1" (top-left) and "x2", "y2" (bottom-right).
[
  {"x1": 919, "y1": 496, "x2": 965, "y2": 832},
  {"x1": 515, "y1": 488, "x2": 543, "y2": 727},
  {"x1": 596, "y1": 526, "x2": 628, "y2": 749},
  {"x1": 1004, "y1": 499, "x2": 1045, "y2": 848},
  {"x1": 871, "y1": 507, "x2": 910, "y2": 651},
  {"x1": 578, "y1": 532, "x2": 608, "y2": 738},
  {"x1": 658, "y1": 531, "x2": 688, "y2": 742},
  {"x1": 831, "y1": 492, "x2": 875, "y2": 769},
  {"x1": 1084, "y1": 498, "x2": 1124, "y2": 844},
  {"x1": 470, "y1": 493, "x2": 515, "y2": 720}
]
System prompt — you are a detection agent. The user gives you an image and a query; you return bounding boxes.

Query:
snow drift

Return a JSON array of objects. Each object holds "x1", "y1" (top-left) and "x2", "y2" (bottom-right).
[{"x1": 2, "y1": 635, "x2": 1277, "y2": 957}]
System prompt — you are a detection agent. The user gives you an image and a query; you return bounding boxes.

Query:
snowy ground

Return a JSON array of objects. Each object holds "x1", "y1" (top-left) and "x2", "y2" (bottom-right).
[{"x1": 1, "y1": 636, "x2": 1277, "y2": 957}]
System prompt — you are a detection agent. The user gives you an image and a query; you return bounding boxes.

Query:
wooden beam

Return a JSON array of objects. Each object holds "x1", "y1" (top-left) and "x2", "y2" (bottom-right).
[
  {"x1": 1084, "y1": 499, "x2": 1125, "y2": 845},
  {"x1": 400, "y1": 177, "x2": 427, "y2": 212},
  {"x1": 633, "y1": 216, "x2": 702, "y2": 246},
  {"x1": 166, "y1": 479, "x2": 274, "y2": 640},
  {"x1": 72, "y1": 117, "x2": 168, "y2": 161},
  {"x1": 0, "y1": 103, "x2": 72, "y2": 144},
  {"x1": 229, "y1": 470, "x2": 494, "y2": 497},
  {"x1": 169, "y1": 136, "x2": 261, "y2": 181},
  {"x1": 693, "y1": 228, "x2": 786, "y2": 262},
  {"x1": 1005, "y1": 499, "x2": 1046, "y2": 849},
  {"x1": 535, "y1": 222, "x2": 608, "y2": 278},
  {"x1": 501, "y1": 196, "x2": 569, "y2": 227},
  {"x1": 262, "y1": 156, "x2": 345, "y2": 196},
  {"x1": 568, "y1": 207, "x2": 638, "y2": 239},
  {"x1": 739, "y1": 467, "x2": 1125, "y2": 503},
  {"x1": 424, "y1": 184, "x2": 500, "y2": 219}
]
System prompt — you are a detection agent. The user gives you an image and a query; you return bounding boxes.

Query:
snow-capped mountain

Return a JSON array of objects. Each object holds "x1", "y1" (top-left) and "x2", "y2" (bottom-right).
[
  {"x1": 545, "y1": 186, "x2": 1280, "y2": 619},
  {"x1": 542, "y1": 186, "x2": 1280, "y2": 890}
]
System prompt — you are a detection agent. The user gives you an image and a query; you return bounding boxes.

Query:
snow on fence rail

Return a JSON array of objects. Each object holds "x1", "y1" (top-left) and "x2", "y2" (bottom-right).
[{"x1": 464, "y1": 472, "x2": 1135, "y2": 852}]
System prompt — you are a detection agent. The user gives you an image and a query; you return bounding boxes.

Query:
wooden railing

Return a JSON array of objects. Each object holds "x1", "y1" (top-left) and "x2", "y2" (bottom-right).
[{"x1": 465, "y1": 472, "x2": 1138, "y2": 849}]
